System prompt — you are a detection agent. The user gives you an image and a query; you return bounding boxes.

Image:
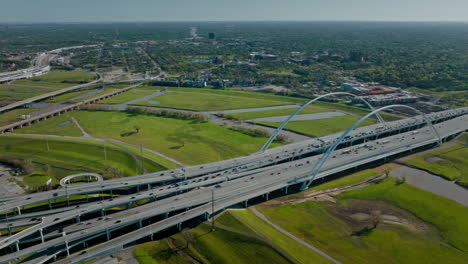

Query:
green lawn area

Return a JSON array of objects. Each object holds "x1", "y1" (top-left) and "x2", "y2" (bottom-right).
[
  {"x1": 224, "y1": 106, "x2": 325, "y2": 120},
  {"x1": 15, "y1": 114, "x2": 83, "y2": 137},
  {"x1": 216, "y1": 211, "x2": 256, "y2": 234},
  {"x1": 29, "y1": 70, "x2": 96, "y2": 83},
  {"x1": 133, "y1": 223, "x2": 293, "y2": 264},
  {"x1": 137, "y1": 87, "x2": 304, "y2": 111},
  {"x1": 0, "y1": 108, "x2": 38, "y2": 126},
  {"x1": 405, "y1": 143, "x2": 468, "y2": 185},
  {"x1": 255, "y1": 177, "x2": 468, "y2": 264},
  {"x1": 68, "y1": 110, "x2": 282, "y2": 165},
  {"x1": 0, "y1": 135, "x2": 165, "y2": 188},
  {"x1": 258, "y1": 114, "x2": 376, "y2": 137},
  {"x1": 48, "y1": 87, "x2": 119, "y2": 103},
  {"x1": 230, "y1": 210, "x2": 333, "y2": 264},
  {"x1": 99, "y1": 88, "x2": 159, "y2": 104},
  {"x1": 0, "y1": 84, "x2": 56, "y2": 101}
]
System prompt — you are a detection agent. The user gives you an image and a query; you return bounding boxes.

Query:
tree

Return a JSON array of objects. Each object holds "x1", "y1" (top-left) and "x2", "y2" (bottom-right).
[{"x1": 134, "y1": 125, "x2": 141, "y2": 133}]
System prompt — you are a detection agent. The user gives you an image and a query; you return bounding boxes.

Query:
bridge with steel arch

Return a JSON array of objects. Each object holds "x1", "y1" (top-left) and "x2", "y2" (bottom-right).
[
  {"x1": 297, "y1": 104, "x2": 442, "y2": 190},
  {"x1": 0, "y1": 105, "x2": 466, "y2": 264},
  {"x1": 260, "y1": 92, "x2": 386, "y2": 152}
]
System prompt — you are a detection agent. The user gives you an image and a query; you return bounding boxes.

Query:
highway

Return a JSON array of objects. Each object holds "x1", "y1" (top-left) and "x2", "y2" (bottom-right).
[{"x1": 0, "y1": 109, "x2": 466, "y2": 263}]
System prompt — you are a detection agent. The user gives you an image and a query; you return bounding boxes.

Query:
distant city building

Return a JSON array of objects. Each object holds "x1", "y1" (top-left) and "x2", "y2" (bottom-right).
[
  {"x1": 352, "y1": 94, "x2": 419, "y2": 106},
  {"x1": 208, "y1": 33, "x2": 216, "y2": 39}
]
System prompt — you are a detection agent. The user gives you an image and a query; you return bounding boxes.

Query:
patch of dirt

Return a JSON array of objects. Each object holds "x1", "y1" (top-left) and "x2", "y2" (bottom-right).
[
  {"x1": 326, "y1": 199, "x2": 433, "y2": 235},
  {"x1": 261, "y1": 174, "x2": 386, "y2": 209},
  {"x1": 424, "y1": 156, "x2": 446, "y2": 163}
]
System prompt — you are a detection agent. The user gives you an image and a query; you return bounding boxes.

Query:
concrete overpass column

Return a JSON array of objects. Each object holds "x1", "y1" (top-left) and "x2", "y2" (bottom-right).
[
  {"x1": 100, "y1": 209, "x2": 105, "y2": 216},
  {"x1": 7, "y1": 226, "x2": 12, "y2": 236},
  {"x1": 16, "y1": 206, "x2": 21, "y2": 216},
  {"x1": 136, "y1": 185, "x2": 140, "y2": 192},
  {"x1": 75, "y1": 215, "x2": 81, "y2": 223},
  {"x1": 65, "y1": 240, "x2": 70, "y2": 256},
  {"x1": 40, "y1": 228, "x2": 44, "y2": 243},
  {"x1": 138, "y1": 219, "x2": 142, "y2": 229},
  {"x1": 147, "y1": 184, "x2": 151, "y2": 190},
  {"x1": 177, "y1": 223, "x2": 182, "y2": 231},
  {"x1": 15, "y1": 241, "x2": 19, "y2": 252},
  {"x1": 244, "y1": 200, "x2": 248, "y2": 208},
  {"x1": 164, "y1": 212, "x2": 169, "y2": 219},
  {"x1": 106, "y1": 229, "x2": 111, "y2": 241},
  {"x1": 150, "y1": 233, "x2": 154, "y2": 241},
  {"x1": 265, "y1": 192, "x2": 269, "y2": 200}
]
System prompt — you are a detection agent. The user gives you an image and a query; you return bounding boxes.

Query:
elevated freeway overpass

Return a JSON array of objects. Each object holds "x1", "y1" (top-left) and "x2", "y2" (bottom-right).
[{"x1": 0, "y1": 107, "x2": 466, "y2": 263}]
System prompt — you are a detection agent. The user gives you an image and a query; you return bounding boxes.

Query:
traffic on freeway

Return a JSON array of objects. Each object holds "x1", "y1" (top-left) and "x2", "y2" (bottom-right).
[{"x1": 0, "y1": 108, "x2": 466, "y2": 263}]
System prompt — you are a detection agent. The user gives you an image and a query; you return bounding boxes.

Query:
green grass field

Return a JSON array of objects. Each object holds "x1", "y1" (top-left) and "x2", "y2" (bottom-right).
[
  {"x1": 230, "y1": 210, "x2": 333, "y2": 264},
  {"x1": 258, "y1": 114, "x2": 376, "y2": 137},
  {"x1": 136, "y1": 88, "x2": 304, "y2": 111},
  {"x1": 0, "y1": 84, "x2": 57, "y2": 101},
  {"x1": 224, "y1": 106, "x2": 325, "y2": 120},
  {"x1": 48, "y1": 87, "x2": 120, "y2": 103},
  {"x1": 99, "y1": 88, "x2": 159, "y2": 104},
  {"x1": 15, "y1": 114, "x2": 83, "y2": 136},
  {"x1": 0, "y1": 108, "x2": 38, "y2": 126},
  {"x1": 68, "y1": 110, "x2": 282, "y2": 165},
  {"x1": 0, "y1": 135, "x2": 165, "y2": 188},
  {"x1": 133, "y1": 223, "x2": 293, "y2": 264},
  {"x1": 29, "y1": 70, "x2": 96, "y2": 83},
  {"x1": 405, "y1": 143, "x2": 468, "y2": 185},
  {"x1": 254, "y1": 177, "x2": 468, "y2": 264}
]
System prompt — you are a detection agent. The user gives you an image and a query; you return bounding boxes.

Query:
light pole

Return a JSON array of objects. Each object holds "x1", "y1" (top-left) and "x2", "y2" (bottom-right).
[{"x1": 211, "y1": 188, "x2": 215, "y2": 232}]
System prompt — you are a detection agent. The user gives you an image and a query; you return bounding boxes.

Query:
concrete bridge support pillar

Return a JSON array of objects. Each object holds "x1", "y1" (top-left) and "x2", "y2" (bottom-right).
[
  {"x1": 265, "y1": 192, "x2": 269, "y2": 200},
  {"x1": 16, "y1": 207, "x2": 21, "y2": 216},
  {"x1": 75, "y1": 215, "x2": 81, "y2": 223},
  {"x1": 40, "y1": 228, "x2": 44, "y2": 243},
  {"x1": 164, "y1": 212, "x2": 169, "y2": 219},
  {"x1": 106, "y1": 229, "x2": 111, "y2": 241},
  {"x1": 244, "y1": 200, "x2": 248, "y2": 208},
  {"x1": 138, "y1": 219, "x2": 143, "y2": 229},
  {"x1": 65, "y1": 240, "x2": 70, "y2": 256},
  {"x1": 15, "y1": 241, "x2": 19, "y2": 252},
  {"x1": 150, "y1": 233, "x2": 154, "y2": 241},
  {"x1": 177, "y1": 223, "x2": 182, "y2": 231},
  {"x1": 147, "y1": 184, "x2": 151, "y2": 190},
  {"x1": 100, "y1": 209, "x2": 105, "y2": 216},
  {"x1": 48, "y1": 200, "x2": 52, "y2": 209},
  {"x1": 7, "y1": 226, "x2": 12, "y2": 236}
]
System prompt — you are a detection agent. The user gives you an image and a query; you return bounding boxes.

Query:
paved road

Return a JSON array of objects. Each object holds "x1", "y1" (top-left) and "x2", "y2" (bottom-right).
[
  {"x1": 251, "y1": 112, "x2": 345, "y2": 123},
  {"x1": 0, "y1": 108, "x2": 466, "y2": 263}
]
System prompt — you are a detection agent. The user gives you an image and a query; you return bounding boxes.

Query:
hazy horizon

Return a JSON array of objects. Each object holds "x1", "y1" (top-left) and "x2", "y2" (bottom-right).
[{"x1": 1, "y1": 0, "x2": 467, "y2": 23}]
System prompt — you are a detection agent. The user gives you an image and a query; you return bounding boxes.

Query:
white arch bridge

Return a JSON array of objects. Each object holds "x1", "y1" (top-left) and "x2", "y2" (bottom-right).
[{"x1": 0, "y1": 99, "x2": 466, "y2": 264}]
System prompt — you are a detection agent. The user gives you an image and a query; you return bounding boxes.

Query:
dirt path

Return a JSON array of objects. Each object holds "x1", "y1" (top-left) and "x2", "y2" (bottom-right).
[
  {"x1": 250, "y1": 207, "x2": 342, "y2": 264},
  {"x1": 70, "y1": 116, "x2": 90, "y2": 137}
]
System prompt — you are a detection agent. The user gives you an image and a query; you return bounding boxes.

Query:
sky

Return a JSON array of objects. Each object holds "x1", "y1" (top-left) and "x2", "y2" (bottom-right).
[{"x1": 0, "y1": 0, "x2": 467, "y2": 23}]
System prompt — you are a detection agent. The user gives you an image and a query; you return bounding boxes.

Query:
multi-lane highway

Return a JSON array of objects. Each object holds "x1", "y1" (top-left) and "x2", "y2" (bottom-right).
[{"x1": 0, "y1": 106, "x2": 466, "y2": 264}]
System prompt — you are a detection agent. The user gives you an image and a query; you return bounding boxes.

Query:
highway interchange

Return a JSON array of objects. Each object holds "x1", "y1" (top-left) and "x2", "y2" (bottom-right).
[{"x1": 0, "y1": 107, "x2": 466, "y2": 264}]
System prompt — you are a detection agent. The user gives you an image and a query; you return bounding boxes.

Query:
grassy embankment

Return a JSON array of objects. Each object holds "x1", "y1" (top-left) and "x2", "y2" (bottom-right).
[
  {"x1": 133, "y1": 223, "x2": 294, "y2": 264},
  {"x1": 0, "y1": 108, "x2": 39, "y2": 126},
  {"x1": 0, "y1": 70, "x2": 96, "y2": 101},
  {"x1": 16, "y1": 110, "x2": 283, "y2": 165},
  {"x1": 257, "y1": 115, "x2": 376, "y2": 137},
  {"x1": 248, "y1": 168, "x2": 468, "y2": 264},
  {"x1": 0, "y1": 135, "x2": 165, "y2": 188},
  {"x1": 134, "y1": 88, "x2": 305, "y2": 111},
  {"x1": 404, "y1": 142, "x2": 468, "y2": 186},
  {"x1": 99, "y1": 87, "x2": 159, "y2": 104}
]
